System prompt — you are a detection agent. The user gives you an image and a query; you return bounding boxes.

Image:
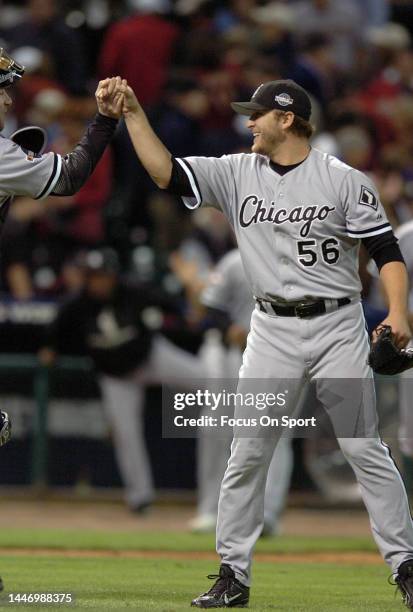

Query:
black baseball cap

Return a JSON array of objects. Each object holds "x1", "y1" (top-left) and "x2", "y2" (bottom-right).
[
  {"x1": 0, "y1": 48, "x2": 24, "y2": 89},
  {"x1": 231, "y1": 79, "x2": 312, "y2": 120}
]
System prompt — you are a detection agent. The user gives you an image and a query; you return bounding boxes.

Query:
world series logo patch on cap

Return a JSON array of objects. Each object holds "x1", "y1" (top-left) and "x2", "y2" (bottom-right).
[
  {"x1": 359, "y1": 185, "x2": 378, "y2": 210},
  {"x1": 275, "y1": 93, "x2": 293, "y2": 106}
]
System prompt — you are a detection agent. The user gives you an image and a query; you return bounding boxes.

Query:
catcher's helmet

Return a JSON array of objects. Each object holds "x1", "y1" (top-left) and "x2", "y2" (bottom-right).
[{"x1": 0, "y1": 48, "x2": 24, "y2": 89}]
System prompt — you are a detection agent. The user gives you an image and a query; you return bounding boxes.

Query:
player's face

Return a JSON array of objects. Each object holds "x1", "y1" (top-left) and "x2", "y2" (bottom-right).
[
  {"x1": 247, "y1": 110, "x2": 289, "y2": 156},
  {"x1": 0, "y1": 87, "x2": 12, "y2": 131}
]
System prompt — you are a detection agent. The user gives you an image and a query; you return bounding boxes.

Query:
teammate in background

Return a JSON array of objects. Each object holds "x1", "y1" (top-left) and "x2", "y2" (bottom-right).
[
  {"x1": 39, "y1": 248, "x2": 206, "y2": 512},
  {"x1": 110, "y1": 77, "x2": 413, "y2": 609},
  {"x1": 191, "y1": 249, "x2": 293, "y2": 535}
]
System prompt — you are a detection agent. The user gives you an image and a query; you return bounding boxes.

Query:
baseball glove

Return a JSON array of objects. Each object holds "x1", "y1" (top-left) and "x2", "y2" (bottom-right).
[
  {"x1": 0, "y1": 411, "x2": 11, "y2": 447},
  {"x1": 368, "y1": 325, "x2": 413, "y2": 375}
]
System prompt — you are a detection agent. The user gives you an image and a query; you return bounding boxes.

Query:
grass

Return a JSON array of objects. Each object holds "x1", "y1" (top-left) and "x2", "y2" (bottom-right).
[
  {"x1": 0, "y1": 529, "x2": 400, "y2": 610},
  {"x1": 0, "y1": 529, "x2": 376, "y2": 555},
  {"x1": 0, "y1": 557, "x2": 398, "y2": 611}
]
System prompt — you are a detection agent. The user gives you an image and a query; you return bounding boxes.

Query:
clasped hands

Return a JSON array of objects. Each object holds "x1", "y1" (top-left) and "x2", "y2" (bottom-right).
[{"x1": 95, "y1": 76, "x2": 139, "y2": 119}]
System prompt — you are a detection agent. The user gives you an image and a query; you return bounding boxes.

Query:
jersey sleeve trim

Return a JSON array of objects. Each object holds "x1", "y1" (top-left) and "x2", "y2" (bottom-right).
[
  {"x1": 347, "y1": 222, "x2": 391, "y2": 239},
  {"x1": 176, "y1": 158, "x2": 202, "y2": 209},
  {"x1": 35, "y1": 153, "x2": 63, "y2": 200}
]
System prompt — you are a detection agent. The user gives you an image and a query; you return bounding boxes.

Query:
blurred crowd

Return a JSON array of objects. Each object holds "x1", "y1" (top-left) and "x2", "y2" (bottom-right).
[{"x1": 0, "y1": 0, "x2": 413, "y2": 316}]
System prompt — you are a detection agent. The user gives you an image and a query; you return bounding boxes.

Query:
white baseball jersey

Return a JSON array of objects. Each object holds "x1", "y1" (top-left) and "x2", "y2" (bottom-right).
[
  {"x1": 201, "y1": 249, "x2": 254, "y2": 329},
  {"x1": 176, "y1": 148, "x2": 391, "y2": 301},
  {"x1": 0, "y1": 136, "x2": 62, "y2": 206}
]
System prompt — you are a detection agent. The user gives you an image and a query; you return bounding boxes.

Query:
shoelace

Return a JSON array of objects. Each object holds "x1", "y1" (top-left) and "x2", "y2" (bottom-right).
[
  {"x1": 205, "y1": 573, "x2": 231, "y2": 596},
  {"x1": 389, "y1": 572, "x2": 413, "y2": 605}
]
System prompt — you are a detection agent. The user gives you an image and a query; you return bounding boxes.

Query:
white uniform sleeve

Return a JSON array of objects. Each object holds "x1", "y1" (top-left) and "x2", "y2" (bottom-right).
[
  {"x1": 201, "y1": 254, "x2": 235, "y2": 313},
  {"x1": 0, "y1": 139, "x2": 62, "y2": 199},
  {"x1": 175, "y1": 155, "x2": 234, "y2": 217},
  {"x1": 340, "y1": 169, "x2": 391, "y2": 239}
]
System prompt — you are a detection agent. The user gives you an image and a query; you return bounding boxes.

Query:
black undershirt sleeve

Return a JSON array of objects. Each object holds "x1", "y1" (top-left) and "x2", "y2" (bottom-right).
[
  {"x1": 51, "y1": 113, "x2": 118, "y2": 196},
  {"x1": 362, "y1": 230, "x2": 405, "y2": 270},
  {"x1": 165, "y1": 157, "x2": 194, "y2": 196}
]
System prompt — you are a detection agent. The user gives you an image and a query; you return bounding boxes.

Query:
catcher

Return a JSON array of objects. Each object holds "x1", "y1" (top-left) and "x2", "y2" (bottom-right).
[{"x1": 0, "y1": 47, "x2": 123, "y2": 591}]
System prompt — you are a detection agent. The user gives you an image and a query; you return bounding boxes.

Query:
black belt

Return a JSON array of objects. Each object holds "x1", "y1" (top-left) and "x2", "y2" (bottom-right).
[{"x1": 256, "y1": 297, "x2": 351, "y2": 318}]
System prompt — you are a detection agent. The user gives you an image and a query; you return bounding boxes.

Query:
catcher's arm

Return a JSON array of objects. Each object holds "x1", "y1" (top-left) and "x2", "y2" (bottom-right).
[
  {"x1": 374, "y1": 261, "x2": 411, "y2": 348},
  {"x1": 50, "y1": 77, "x2": 123, "y2": 197}
]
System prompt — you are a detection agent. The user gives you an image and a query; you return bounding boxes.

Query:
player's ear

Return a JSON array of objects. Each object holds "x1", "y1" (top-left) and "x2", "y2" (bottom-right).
[{"x1": 282, "y1": 112, "x2": 294, "y2": 129}]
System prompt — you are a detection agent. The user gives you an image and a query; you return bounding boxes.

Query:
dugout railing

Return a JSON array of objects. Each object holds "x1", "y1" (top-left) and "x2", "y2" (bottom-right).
[{"x1": 0, "y1": 353, "x2": 93, "y2": 487}]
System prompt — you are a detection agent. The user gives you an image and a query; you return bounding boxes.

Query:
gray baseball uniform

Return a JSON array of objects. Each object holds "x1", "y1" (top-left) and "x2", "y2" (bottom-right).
[
  {"x1": 197, "y1": 249, "x2": 293, "y2": 533},
  {"x1": 0, "y1": 136, "x2": 61, "y2": 201},
  {"x1": 176, "y1": 147, "x2": 413, "y2": 582}
]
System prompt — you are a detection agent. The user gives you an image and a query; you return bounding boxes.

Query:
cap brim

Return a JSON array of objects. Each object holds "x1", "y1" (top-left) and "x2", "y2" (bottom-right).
[{"x1": 230, "y1": 101, "x2": 269, "y2": 116}]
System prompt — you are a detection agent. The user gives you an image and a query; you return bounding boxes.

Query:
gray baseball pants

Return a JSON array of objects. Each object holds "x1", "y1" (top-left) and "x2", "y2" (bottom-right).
[
  {"x1": 197, "y1": 341, "x2": 293, "y2": 530},
  {"x1": 100, "y1": 335, "x2": 205, "y2": 508},
  {"x1": 216, "y1": 303, "x2": 413, "y2": 585}
]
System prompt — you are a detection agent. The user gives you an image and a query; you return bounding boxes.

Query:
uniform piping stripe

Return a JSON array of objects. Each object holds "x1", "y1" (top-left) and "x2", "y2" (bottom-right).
[
  {"x1": 176, "y1": 158, "x2": 202, "y2": 208},
  {"x1": 347, "y1": 223, "x2": 391, "y2": 238},
  {"x1": 36, "y1": 153, "x2": 62, "y2": 200},
  {"x1": 379, "y1": 438, "x2": 413, "y2": 523}
]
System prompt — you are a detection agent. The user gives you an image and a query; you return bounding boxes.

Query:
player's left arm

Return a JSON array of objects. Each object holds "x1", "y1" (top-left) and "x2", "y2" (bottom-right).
[
  {"x1": 376, "y1": 261, "x2": 411, "y2": 348},
  {"x1": 50, "y1": 77, "x2": 123, "y2": 196},
  {"x1": 341, "y1": 168, "x2": 411, "y2": 347},
  {"x1": 0, "y1": 77, "x2": 122, "y2": 201}
]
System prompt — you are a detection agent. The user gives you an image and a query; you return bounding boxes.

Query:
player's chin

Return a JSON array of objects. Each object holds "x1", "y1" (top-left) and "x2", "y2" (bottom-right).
[{"x1": 251, "y1": 141, "x2": 264, "y2": 154}]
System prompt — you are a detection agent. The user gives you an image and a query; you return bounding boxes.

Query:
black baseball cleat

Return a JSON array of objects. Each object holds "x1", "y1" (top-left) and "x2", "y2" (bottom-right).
[
  {"x1": 395, "y1": 560, "x2": 413, "y2": 609},
  {"x1": 0, "y1": 576, "x2": 3, "y2": 591},
  {"x1": 191, "y1": 564, "x2": 249, "y2": 608}
]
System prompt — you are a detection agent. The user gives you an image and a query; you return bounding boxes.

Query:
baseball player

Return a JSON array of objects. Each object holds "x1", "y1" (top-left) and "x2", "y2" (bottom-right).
[
  {"x1": 0, "y1": 47, "x2": 121, "y2": 443},
  {"x1": 40, "y1": 247, "x2": 206, "y2": 512},
  {"x1": 114, "y1": 78, "x2": 413, "y2": 609},
  {"x1": 0, "y1": 47, "x2": 122, "y2": 590},
  {"x1": 194, "y1": 248, "x2": 293, "y2": 535}
]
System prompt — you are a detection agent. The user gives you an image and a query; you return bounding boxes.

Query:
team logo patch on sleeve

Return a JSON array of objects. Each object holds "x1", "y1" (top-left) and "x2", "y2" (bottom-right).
[{"x1": 359, "y1": 185, "x2": 378, "y2": 210}]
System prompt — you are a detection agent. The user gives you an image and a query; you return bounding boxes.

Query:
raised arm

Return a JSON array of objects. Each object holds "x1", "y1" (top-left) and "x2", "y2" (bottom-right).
[
  {"x1": 115, "y1": 81, "x2": 173, "y2": 189},
  {"x1": 51, "y1": 77, "x2": 124, "y2": 196}
]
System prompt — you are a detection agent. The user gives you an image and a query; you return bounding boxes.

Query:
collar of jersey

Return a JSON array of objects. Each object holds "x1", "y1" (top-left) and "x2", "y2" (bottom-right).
[{"x1": 268, "y1": 147, "x2": 312, "y2": 176}]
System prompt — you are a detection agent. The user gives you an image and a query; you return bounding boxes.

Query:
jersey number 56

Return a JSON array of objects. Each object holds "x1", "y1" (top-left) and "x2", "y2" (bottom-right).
[{"x1": 297, "y1": 238, "x2": 340, "y2": 267}]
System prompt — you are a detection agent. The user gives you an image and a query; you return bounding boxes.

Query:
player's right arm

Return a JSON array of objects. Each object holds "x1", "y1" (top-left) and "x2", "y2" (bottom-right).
[
  {"x1": 120, "y1": 82, "x2": 234, "y2": 214},
  {"x1": 121, "y1": 82, "x2": 173, "y2": 188}
]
